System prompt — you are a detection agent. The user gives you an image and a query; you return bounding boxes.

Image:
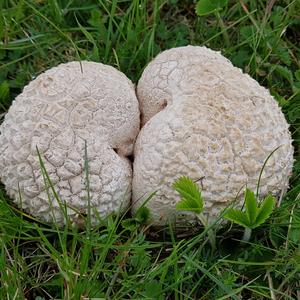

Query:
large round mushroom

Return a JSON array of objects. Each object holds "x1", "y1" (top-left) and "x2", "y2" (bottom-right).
[
  {"x1": 133, "y1": 46, "x2": 294, "y2": 226},
  {"x1": 0, "y1": 61, "x2": 140, "y2": 226}
]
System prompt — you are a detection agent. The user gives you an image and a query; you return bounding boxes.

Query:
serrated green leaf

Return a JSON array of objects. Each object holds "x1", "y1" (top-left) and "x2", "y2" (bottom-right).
[
  {"x1": 196, "y1": 0, "x2": 228, "y2": 16},
  {"x1": 254, "y1": 195, "x2": 275, "y2": 228},
  {"x1": 135, "y1": 206, "x2": 150, "y2": 223},
  {"x1": 121, "y1": 219, "x2": 137, "y2": 231},
  {"x1": 173, "y1": 176, "x2": 203, "y2": 214},
  {"x1": 144, "y1": 280, "x2": 163, "y2": 298},
  {"x1": 175, "y1": 200, "x2": 202, "y2": 213},
  {"x1": 224, "y1": 208, "x2": 250, "y2": 228},
  {"x1": 173, "y1": 176, "x2": 201, "y2": 201},
  {"x1": 245, "y1": 188, "x2": 258, "y2": 224}
]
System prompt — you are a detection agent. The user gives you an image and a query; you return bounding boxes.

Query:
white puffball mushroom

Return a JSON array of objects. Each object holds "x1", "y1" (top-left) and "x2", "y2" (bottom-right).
[
  {"x1": 0, "y1": 61, "x2": 140, "y2": 226},
  {"x1": 133, "y1": 46, "x2": 294, "y2": 226}
]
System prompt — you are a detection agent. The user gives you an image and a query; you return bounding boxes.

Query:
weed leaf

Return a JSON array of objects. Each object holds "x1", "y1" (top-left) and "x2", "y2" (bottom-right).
[
  {"x1": 196, "y1": 0, "x2": 227, "y2": 16},
  {"x1": 255, "y1": 194, "x2": 276, "y2": 228},
  {"x1": 173, "y1": 176, "x2": 203, "y2": 214},
  {"x1": 225, "y1": 191, "x2": 276, "y2": 230},
  {"x1": 245, "y1": 188, "x2": 258, "y2": 224},
  {"x1": 135, "y1": 206, "x2": 150, "y2": 223},
  {"x1": 224, "y1": 208, "x2": 250, "y2": 228},
  {"x1": 144, "y1": 280, "x2": 163, "y2": 299}
]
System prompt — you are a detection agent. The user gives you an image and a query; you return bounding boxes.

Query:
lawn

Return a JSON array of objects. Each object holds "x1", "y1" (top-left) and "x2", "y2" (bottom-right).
[{"x1": 0, "y1": 0, "x2": 300, "y2": 299}]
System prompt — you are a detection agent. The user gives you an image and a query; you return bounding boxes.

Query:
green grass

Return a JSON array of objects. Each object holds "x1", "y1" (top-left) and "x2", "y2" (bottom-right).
[{"x1": 0, "y1": 0, "x2": 300, "y2": 299}]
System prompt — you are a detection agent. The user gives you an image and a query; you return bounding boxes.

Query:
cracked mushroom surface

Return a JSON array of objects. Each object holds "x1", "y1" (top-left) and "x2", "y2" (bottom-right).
[
  {"x1": 133, "y1": 46, "x2": 294, "y2": 226},
  {"x1": 0, "y1": 61, "x2": 140, "y2": 226}
]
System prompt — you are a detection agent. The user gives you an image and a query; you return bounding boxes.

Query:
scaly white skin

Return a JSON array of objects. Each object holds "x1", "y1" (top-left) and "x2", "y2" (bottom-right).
[
  {"x1": 133, "y1": 46, "x2": 294, "y2": 226},
  {"x1": 0, "y1": 61, "x2": 140, "y2": 226},
  {"x1": 138, "y1": 46, "x2": 275, "y2": 126}
]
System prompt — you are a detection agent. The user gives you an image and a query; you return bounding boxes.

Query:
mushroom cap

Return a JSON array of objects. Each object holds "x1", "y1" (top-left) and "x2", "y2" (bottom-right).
[
  {"x1": 0, "y1": 61, "x2": 140, "y2": 226},
  {"x1": 133, "y1": 46, "x2": 294, "y2": 226}
]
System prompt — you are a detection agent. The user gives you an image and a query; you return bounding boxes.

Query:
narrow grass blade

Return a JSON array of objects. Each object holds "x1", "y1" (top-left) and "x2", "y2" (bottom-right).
[{"x1": 256, "y1": 146, "x2": 281, "y2": 198}]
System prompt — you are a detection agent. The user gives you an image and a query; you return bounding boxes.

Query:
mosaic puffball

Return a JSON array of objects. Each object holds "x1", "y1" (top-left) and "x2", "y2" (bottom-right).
[
  {"x1": 133, "y1": 46, "x2": 294, "y2": 226},
  {"x1": 0, "y1": 61, "x2": 140, "y2": 225}
]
